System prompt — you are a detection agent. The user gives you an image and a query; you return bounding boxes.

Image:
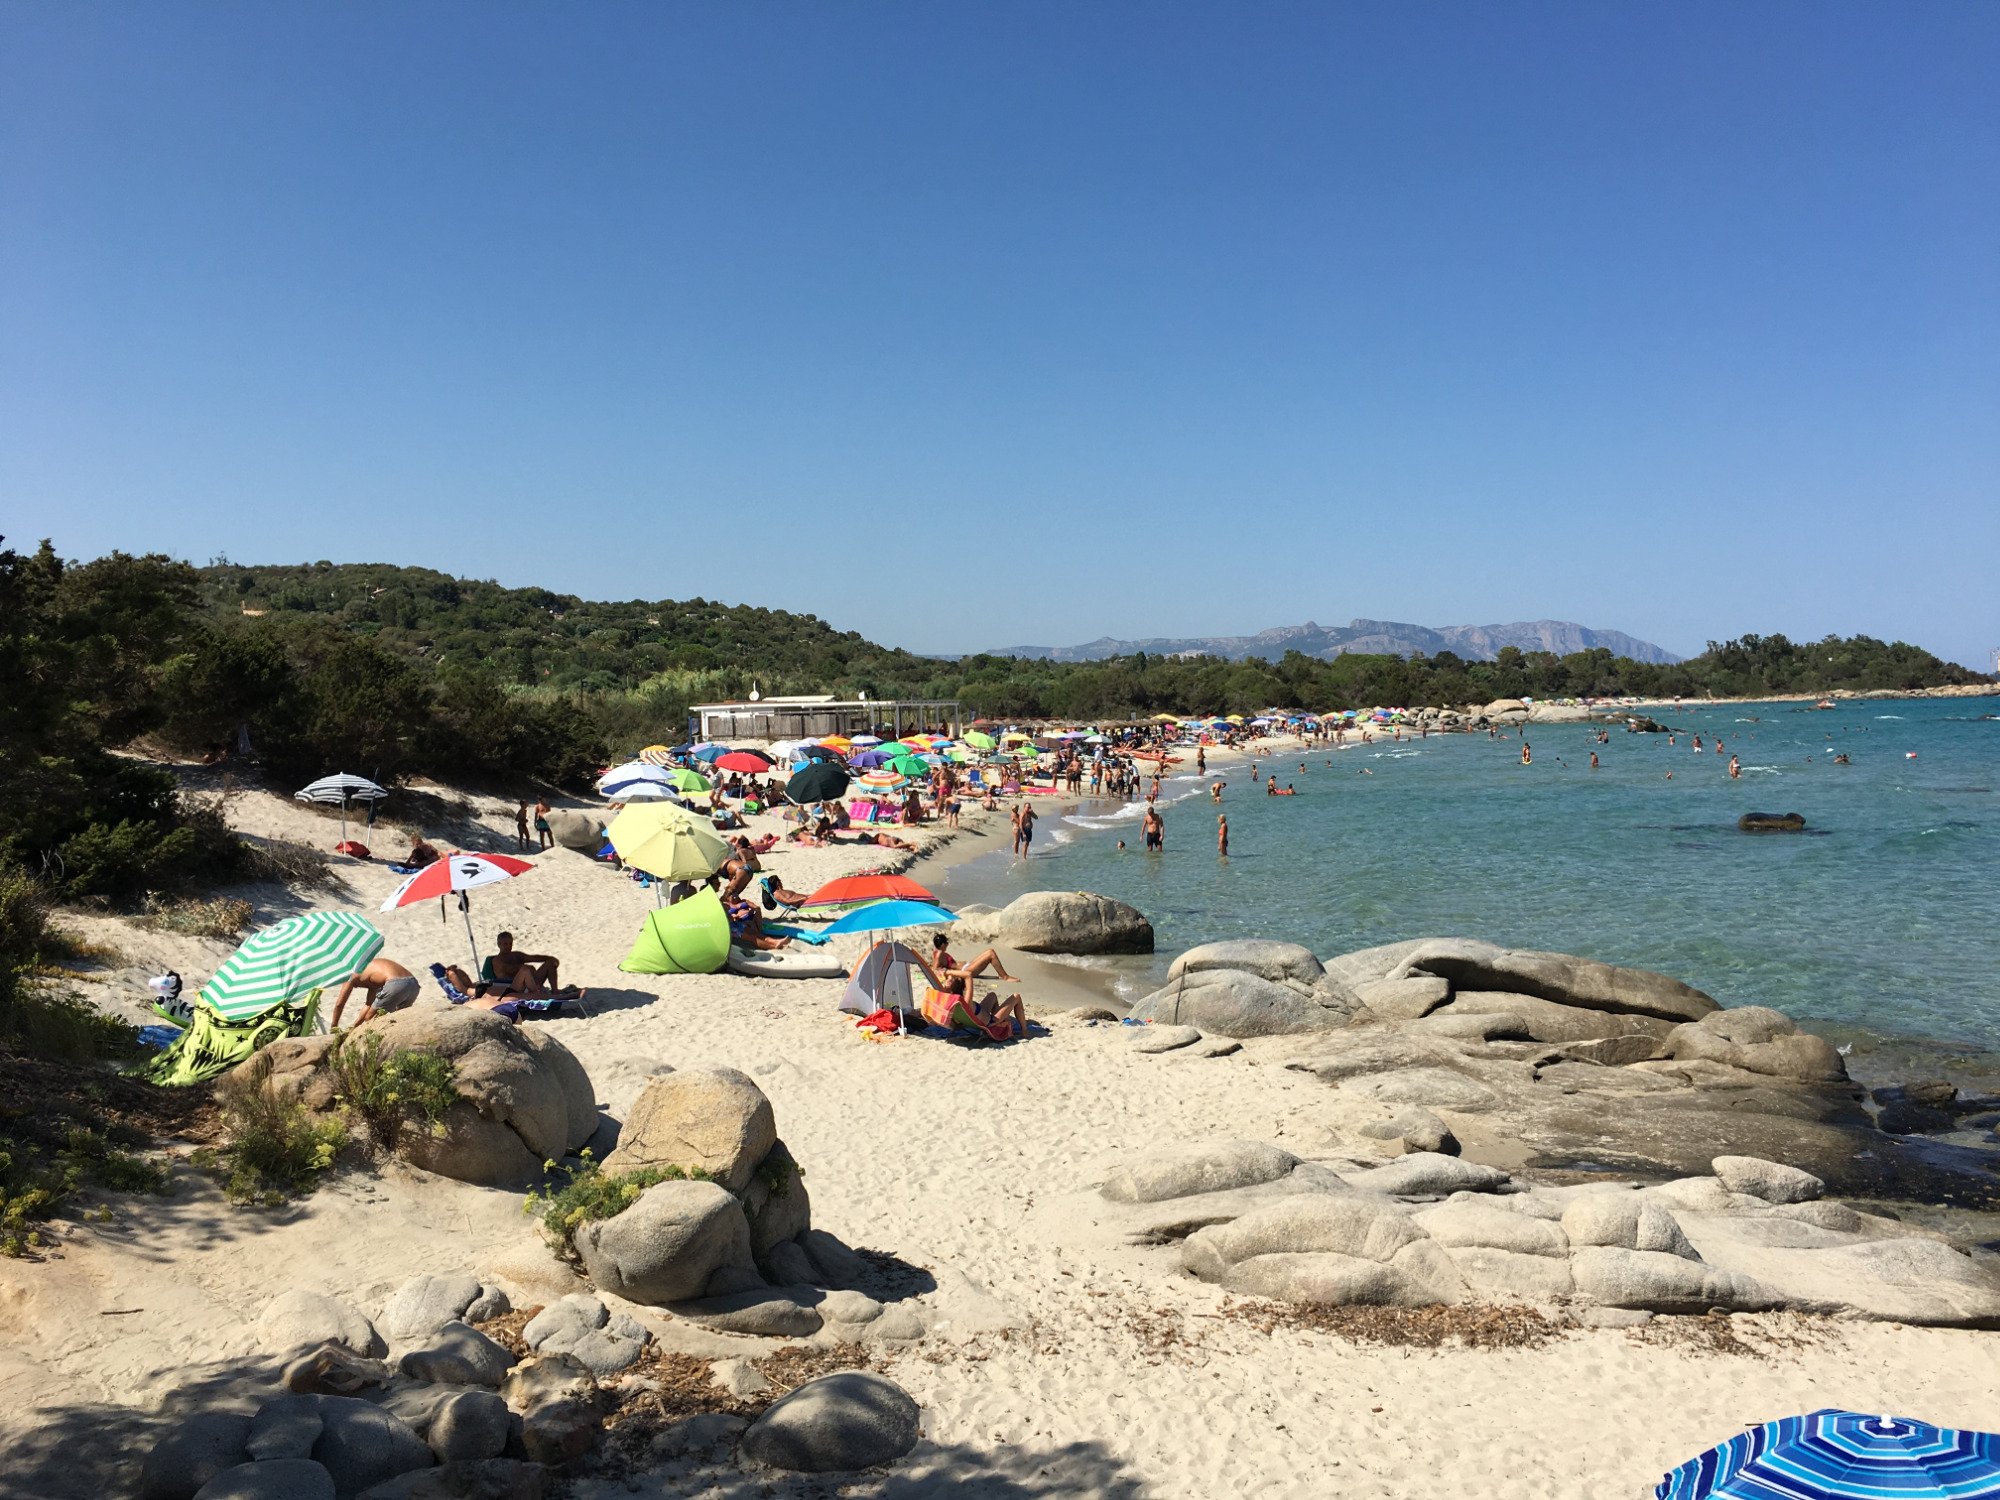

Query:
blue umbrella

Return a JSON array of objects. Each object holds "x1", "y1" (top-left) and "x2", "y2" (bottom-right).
[
  {"x1": 849, "y1": 749, "x2": 893, "y2": 769},
  {"x1": 822, "y1": 899, "x2": 957, "y2": 936},
  {"x1": 1657, "y1": 1411, "x2": 2000, "y2": 1499},
  {"x1": 690, "y1": 743, "x2": 729, "y2": 763}
]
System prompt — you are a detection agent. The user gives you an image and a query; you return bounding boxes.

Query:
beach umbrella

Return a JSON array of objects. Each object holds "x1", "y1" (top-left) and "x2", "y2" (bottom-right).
[
  {"x1": 663, "y1": 767, "x2": 712, "y2": 793},
  {"x1": 638, "y1": 745, "x2": 675, "y2": 766},
  {"x1": 199, "y1": 910, "x2": 383, "y2": 1023},
  {"x1": 819, "y1": 736, "x2": 853, "y2": 752},
  {"x1": 850, "y1": 735, "x2": 883, "y2": 748},
  {"x1": 822, "y1": 899, "x2": 956, "y2": 936},
  {"x1": 295, "y1": 773, "x2": 390, "y2": 848},
  {"x1": 1085, "y1": 734, "x2": 1109, "y2": 744},
  {"x1": 874, "y1": 741, "x2": 917, "y2": 757},
  {"x1": 795, "y1": 743, "x2": 844, "y2": 764},
  {"x1": 607, "y1": 804, "x2": 732, "y2": 882},
  {"x1": 597, "y1": 761, "x2": 674, "y2": 797},
  {"x1": 886, "y1": 754, "x2": 931, "y2": 778},
  {"x1": 849, "y1": 749, "x2": 893, "y2": 770},
  {"x1": 604, "y1": 781, "x2": 679, "y2": 802},
  {"x1": 1656, "y1": 1410, "x2": 2000, "y2": 1499},
  {"x1": 962, "y1": 730, "x2": 997, "y2": 750},
  {"x1": 786, "y1": 762, "x2": 851, "y2": 804},
  {"x1": 689, "y1": 743, "x2": 729, "y2": 763},
  {"x1": 381, "y1": 850, "x2": 536, "y2": 968},
  {"x1": 715, "y1": 751, "x2": 773, "y2": 774},
  {"x1": 857, "y1": 770, "x2": 906, "y2": 790},
  {"x1": 804, "y1": 872, "x2": 937, "y2": 909}
]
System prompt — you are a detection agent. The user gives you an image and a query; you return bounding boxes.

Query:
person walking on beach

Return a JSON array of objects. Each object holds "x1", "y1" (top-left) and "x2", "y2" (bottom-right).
[
  {"x1": 1216, "y1": 814, "x2": 1228, "y2": 857},
  {"x1": 515, "y1": 800, "x2": 531, "y2": 851},
  {"x1": 1196, "y1": 747, "x2": 1206, "y2": 774}
]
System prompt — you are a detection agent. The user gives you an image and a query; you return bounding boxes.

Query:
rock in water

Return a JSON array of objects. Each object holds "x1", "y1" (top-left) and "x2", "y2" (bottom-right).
[
  {"x1": 1661, "y1": 1008, "x2": 1848, "y2": 1084},
  {"x1": 1738, "y1": 812, "x2": 1807, "y2": 832},
  {"x1": 574, "y1": 1179, "x2": 755, "y2": 1305},
  {"x1": 1168, "y1": 940, "x2": 1326, "y2": 987},
  {"x1": 952, "y1": 891, "x2": 1153, "y2": 954},
  {"x1": 602, "y1": 1067, "x2": 776, "y2": 1192},
  {"x1": 1395, "y1": 942, "x2": 1719, "y2": 1024},
  {"x1": 738, "y1": 1371, "x2": 922, "y2": 1473}
]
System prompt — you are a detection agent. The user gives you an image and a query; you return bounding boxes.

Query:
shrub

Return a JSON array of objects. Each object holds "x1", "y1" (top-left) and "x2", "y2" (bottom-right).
[
  {"x1": 0, "y1": 990, "x2": 141, "y2": 1064},
  {"x1": 239, "y1": 836, "x2": 336, "y2": 891},
  {"x1": 524, "y1": 1150, "x2": 713, "y2": 1262},
  {"x1": 201, "y1": 1055, "x2": 348, "y2": 1205},
  {"x1": 0, "y1": 866, "x2": 50, "y2": 1015},
  {"x1": 0, "y1": 1125, "x2": 170, "y2": 1257},
  {"x1": 328, "y1": 1033, "x2": 458, "y2": 1151},
  {"x1": 139, "y1": 895, "x2": 254, "y2": 939}
]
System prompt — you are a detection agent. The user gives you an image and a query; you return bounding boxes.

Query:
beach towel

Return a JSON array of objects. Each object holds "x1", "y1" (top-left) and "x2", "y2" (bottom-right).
[
  {"x1": 145, "y1": 990, "x2": 323, "y2": 1086},
  {"x1": 920, "y1": 986, "x2": 1011, "y2": 1041}
]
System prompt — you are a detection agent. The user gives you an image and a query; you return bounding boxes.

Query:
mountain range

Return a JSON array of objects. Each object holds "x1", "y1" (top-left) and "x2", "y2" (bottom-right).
[{"x1": 988, "y1": 618, "x2": 1683, "y2": 666}]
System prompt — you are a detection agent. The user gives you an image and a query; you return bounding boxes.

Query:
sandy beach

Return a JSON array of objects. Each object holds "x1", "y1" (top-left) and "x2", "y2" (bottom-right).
[{"x1": 7, "y1": 745, "x2": 2000, "y2": 1500}]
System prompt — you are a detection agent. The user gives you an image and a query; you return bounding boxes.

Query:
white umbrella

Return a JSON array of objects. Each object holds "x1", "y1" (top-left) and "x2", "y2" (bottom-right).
[
  {"x1": 295, "y1": 773, "x2": 389, "y2": 848},
  {"x1": 603, "y1": 781, "x2": 677, "y2": 802},
  {"x1": 597, "y1": 761, "x2": 674, "y2": 796}
]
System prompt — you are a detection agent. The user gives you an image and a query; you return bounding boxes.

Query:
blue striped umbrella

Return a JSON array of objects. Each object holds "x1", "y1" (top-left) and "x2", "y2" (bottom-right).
[{"x1": 1658, "y1": 1411, "x2": 2000, "y2": 1498}]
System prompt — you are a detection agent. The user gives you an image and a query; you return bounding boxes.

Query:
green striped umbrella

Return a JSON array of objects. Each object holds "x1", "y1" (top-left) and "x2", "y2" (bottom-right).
[{"x1": 199, "y1": 911, "x2": 384, "y2": 1021}]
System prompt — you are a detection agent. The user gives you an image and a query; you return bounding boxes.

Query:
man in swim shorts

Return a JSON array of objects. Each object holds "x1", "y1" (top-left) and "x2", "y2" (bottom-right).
[
  {"x1": 1142, "y1": 805, "x2": 1164, "y2": 851},
  {"x1": 330, "y1": 956, "x2": 421, "y2": 1028}
]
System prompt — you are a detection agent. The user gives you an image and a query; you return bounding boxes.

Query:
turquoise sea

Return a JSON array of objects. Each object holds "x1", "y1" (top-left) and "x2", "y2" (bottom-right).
[{"x1": 932, "y1": 698, "x2": 2000, "y2": 1063}]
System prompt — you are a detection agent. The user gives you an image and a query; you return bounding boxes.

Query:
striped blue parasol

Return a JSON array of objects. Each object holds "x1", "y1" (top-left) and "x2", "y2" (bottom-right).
[{"x1": 1658, "y1": 1411, "x2": 2000, "y2": 1498}]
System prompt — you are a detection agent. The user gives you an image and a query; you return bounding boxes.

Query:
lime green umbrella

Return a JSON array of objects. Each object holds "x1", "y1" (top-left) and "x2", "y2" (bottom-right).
[
  {"x1": 664, "y1": 767, "x2": 711, "y2": 794},
  {"x1": 962, "y1": 730, "x2": 997, "y2": 750},
  {"x1": 887, "y1": 754, "x2": 931, "y2": 777},
  {"x1": 200, "y1": 911, "x2": 383, "y2": 1022},
  {"x1": 876, "y1": 741, "x2": 919, "y2": 757},
  {"x1": 608, "y1": 804, "x2": 731, "y2": 880}
]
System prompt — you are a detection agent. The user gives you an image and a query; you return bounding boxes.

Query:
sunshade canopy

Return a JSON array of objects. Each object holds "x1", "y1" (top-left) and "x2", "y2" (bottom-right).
[
  {"x1": 1656, "y1": 1410, "x2": 2000, "y2": 1499},
  {"x1": 962, "y1": 731, "x2": 997, "y2": 749},
  {"x1": 715, "y1": 750, "x2": 773, "y2": 773},
  {"x1": 786, "y1": 762, "x2": 851, "y2": 804},
  {"x1": 802, "y1": 872, "x2": 937, "y2": 912},
  {"x1": 663, "y1": 766, "x2": 712, "y2": 793},
  {"x1": 822, "y1": 899, "x2": 956, "y2": 935},
  {"x1": 380, "y1": 851, "x2": 534, "y2": 910},
  {"x1": 619, "y1": 889, "x2": 731, "y2": 975},
  {"x1": 200, "y1": 911, "x2": 383, "y2": 1021},
  {"x1": 886, "y1": 755, "x2": 931, "y2": 777},
  {"x1": 607, "y1": 804, "x2": 731, "y2": 880}
]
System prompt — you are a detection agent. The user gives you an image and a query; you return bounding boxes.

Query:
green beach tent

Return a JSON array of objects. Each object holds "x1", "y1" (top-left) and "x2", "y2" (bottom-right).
[{"x1": 620, "y1": 888, "x2": 732, "y2": 975}]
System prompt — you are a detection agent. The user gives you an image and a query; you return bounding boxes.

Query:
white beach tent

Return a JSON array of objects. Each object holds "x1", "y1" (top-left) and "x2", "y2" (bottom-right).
[{"x1": 840, "y1": 940, "x2": 924, "y2": 1017}]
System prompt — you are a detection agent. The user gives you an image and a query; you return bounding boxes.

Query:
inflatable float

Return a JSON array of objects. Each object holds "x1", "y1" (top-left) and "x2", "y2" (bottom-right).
[
  {"x1": 726, "y1": 948, "x2": 850, "y2": 979},
  {"x1": 620, "y1": 889, "x2": 732, "y2": 975}
]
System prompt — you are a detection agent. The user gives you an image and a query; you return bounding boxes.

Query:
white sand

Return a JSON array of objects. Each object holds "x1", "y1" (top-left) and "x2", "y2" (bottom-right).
[{"x1": 7, "y1": 752, "x2": 2000, "y2": 1499}]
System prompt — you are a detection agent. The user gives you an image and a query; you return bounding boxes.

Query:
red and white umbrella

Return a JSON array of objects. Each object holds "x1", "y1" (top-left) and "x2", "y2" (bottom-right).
[{"x1": 381, "y1": 851, "x2": 536, "y2": 967}]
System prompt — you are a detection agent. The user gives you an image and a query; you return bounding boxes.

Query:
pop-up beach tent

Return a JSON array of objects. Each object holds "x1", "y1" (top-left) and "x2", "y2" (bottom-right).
[{"x1": 620, "y1": 888, "x2": 732, "y2": 975}]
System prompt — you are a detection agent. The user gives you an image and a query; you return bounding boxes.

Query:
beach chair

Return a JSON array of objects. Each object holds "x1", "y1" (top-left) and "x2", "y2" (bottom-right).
[{"x1": 919, "y1": 986, "x2": 1013, "y2": 1042}]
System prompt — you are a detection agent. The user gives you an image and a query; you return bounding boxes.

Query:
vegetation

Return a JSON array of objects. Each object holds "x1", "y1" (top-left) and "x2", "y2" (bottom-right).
[
  {"x1": 139, "y1": 895, "x2": 256, "y2": 940},
  {"x1": 328, "y1": 1033, "x2": 458, "y2": 1151},
  {"x1": 200, "y1": 1054, "x2": 348, "y2": 1205},
  {"x1": 525, "y1": 1150, "x2": 715, "y2": 1261}
]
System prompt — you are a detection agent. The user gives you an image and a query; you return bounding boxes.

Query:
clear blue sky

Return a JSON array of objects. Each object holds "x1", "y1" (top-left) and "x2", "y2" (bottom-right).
[{"x1": 3, "y1": 3, "x2": 1995, "y2": 666}]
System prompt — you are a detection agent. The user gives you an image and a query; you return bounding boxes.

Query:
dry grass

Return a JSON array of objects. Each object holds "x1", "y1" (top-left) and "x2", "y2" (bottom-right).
[
  {"x1": 1218, "y1": 1298, "x2": 1576, "y2": 1350},
  {"x1": 138, "y1": 896, "x2": 255, "y2": 939},
  {"x1": 1623, "y1": 1310, "x2": 1830, "y2": 1358}
]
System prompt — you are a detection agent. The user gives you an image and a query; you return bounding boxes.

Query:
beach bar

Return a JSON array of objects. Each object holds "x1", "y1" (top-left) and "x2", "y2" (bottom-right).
[{"x1": 691, "y1": 695, "x2": 963, "y2": 744}]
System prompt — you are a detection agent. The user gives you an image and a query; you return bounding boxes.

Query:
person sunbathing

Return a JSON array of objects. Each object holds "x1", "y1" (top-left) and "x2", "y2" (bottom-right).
[
  {"x1": 726, "y1": 897, "x2": 790, "y2": 951},
  {"x1": 441, "y1": 964, "x2": 530, "y2": 1012},
  {"x1": 869, "y1": 831, "x2": 917, "y2": 851},
  {"x1": 921, "y1": 945, "x2": 1019, "y2": 997},
  {"x1": 488, "y1": 932, "x2": 566, "y2": 998}
]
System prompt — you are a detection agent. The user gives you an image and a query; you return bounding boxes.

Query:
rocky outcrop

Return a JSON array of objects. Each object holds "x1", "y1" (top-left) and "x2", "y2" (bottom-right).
[
  {"x1": 1386, "y1": 940, "x2": 1719, "y2": 1025},
  {"x1": 1658, "y1": 1007, "x2": 1847, "y2": 1084},
  {"x1": 601, "y1": 1067, "x2": 776, "y2": 1192},
  {"x1": 737, "y1": 1371, "x2": 922, "y2": 1473},
  {"x1": 1739, "y1": 812, "x2": 1807, "y2": 833},
  {"x1": 951, "y1": 890, "x2": 1154, "y2": 954},
  {"x1": 575, "y1": 1179, "x2": 755, "y2": 1305},
  {"x1": 247, "y1": 1009, "x2": 598, "y2": 1187},
  {"x1": 1129, "y1": 947, "x2": 1363, "y2": 1038},
  {"x1": 1168, "y1": 940, "x2": 1326, "y2": 987}
]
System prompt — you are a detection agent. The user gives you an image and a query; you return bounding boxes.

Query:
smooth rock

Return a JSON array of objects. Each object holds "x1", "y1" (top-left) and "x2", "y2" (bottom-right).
[
  {"x1": 1217, "y1": 1241, "x2": 1468, "y2": 1306},
  {"x1": 426, "y1": 1392, "x2": 511, "y2": 1463},
  {"x1": 312, "y1": 1396, "x2": 435, "y2": 1496},
  {"x1": 1169, "y1": 940, "x2": 1327, "y2": 987},
  {"x1": 1128, "y1": 967, "x2": 1359, "y2": 1038},
  {"x1": 1355, "y1": 976, "x2": 1452, "y2": 1020},
  {"x1": 602, "y1": 1066, "x2": 777, "y2": 1193},
  {"x1": 861, "y1": 1302, "x2": 927, "y2": 1344},
  {"x1": 1101, "y1": 1140, "x2": 1300, "y2": 1204},
  {"x1": 1339, "y1": 1069, "x2": 1500, "y2": 1111},
  {"x1": 1738, "y1": 812, "x2": 1806, "y2": 833},
  {"x1": 1712, "y1": 1155, "x2": 1825, "y2": 1204},
  {"x1": 356, "y1": 1459, "x2": 546, "y2": 1500},
  {"x1": 1182, "y1": 1194, "x2": 1425, "y2": 1278},
  {"x1": 1414, "y1": 1200, "x2": 1569, "y2": 1257},
  {"x1": 518, "y1": 1400, "x2": 600, "y2": 1468},
  {"x1": 245, "y1": 1395, "x2": 324, "y2": 1461},
  {"x1": 283, "y1": 1344, "x2": 397, "y2": 1396},
  {"x1": 1444, "y1": 1246, "x2": 1575, "y2": 1302},
  {"x1": 1560, "y1": 1196, "x2": 1698, "y2": 1259},
  {"x1": 574, "y1": 1179, "x2": 755, "y2": 1305},
  {"x1": 713, "y1": 1359, "x2": 775, "y2": 1397},
  {"x1": 461, "y1": 1287, "x2": 510, "y2": 1324},
  {"x1": 399, "y1": 1323, "x2": 517, "y2": 1388},
  {"x1": 141, "y1": 1413, "x2": 253, "y2": 1500},
  {"x1": 1357, "y1": 1106, "x2": 1460, "y2": 1156},
  {"x1": 763, "y1": 1238, "x2": 820, "y2": 1287},
  {"x1": 952, "y1": 890, "x2": 1154, "y2": 955},
  {"x1": 194, "y1": 1461, "x2": 336, "y2": 1500},
  {"x1": 498, "y1": 1354, "x2": 596, "y2": 1417},
  {"x1": 552, "y1": 1329, "x2": 649, "y2": 1378},
  {"x1": 257, "y1": 1291, "x2": 387, "y2": 1359},
  {"x1": 1346, "y1": 1153, "x2": 1508, "y2": 1198},
  {"x1": 671, "y1": 1287, "x2": 824, "y2": 1337},
  {"x1": 1555, "y1": 1035, "x2": 1664, "y2": 1067},
  {"x1": 738, "y1": 1371, "x2": 922, "y2": 1473},
  {"x1": 799, "y1": 1229, "x2": 870, "y2": 1290},
  {"x1": 652, "y1": 1412, "x2": 750, "y2": 1458},
  {"x1": 521, "y1": 1294, "x2": 606, "y2": 1352},
  {"x1": 1437, "y1": 992, "x2": 1675, "y2": 1046},
  {"x1": 742, "y1": 1139, "x2": 812, "y2": 1255},
  {"x1": 819, "y1": 1290, "x2": 886, "y2": 1325},
  {"x1": 1661, "y1": 1009, "x2": 1848, "y2": 1084},
  {"x1": 1130, "y1": 1024, "x2": 1202, "y2": 1054},
  {"x1": 378, "y1": 1274, "x2": 484, "y2": 1344},
  {"x1": 1398, "y1": 944, "x2": 1719, "y2": 1024},
  {"x1": 1568, "y1": 1247, "x2": 1779, "y2": 1313}
]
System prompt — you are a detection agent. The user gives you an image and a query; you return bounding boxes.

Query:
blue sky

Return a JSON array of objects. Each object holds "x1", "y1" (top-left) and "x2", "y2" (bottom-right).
[{"x1": 3, "y1": 3, "x2": 1996, "y2": 666}]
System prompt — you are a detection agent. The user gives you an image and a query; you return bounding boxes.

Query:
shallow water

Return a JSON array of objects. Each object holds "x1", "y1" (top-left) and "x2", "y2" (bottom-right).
[{"x1": 933, "y1": 699, "x2": 2000, "y2": 1054}]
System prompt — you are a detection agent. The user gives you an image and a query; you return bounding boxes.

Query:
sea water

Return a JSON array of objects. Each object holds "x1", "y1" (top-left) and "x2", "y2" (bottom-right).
[{"x1": 930, "y1": 699, "x2": 2000, "y2": 1056}]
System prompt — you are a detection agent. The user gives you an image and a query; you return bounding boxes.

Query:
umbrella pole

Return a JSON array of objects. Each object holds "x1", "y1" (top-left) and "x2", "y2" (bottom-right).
[{"x1": 462, "y1": 898, "x2": 480, "y2": 971}]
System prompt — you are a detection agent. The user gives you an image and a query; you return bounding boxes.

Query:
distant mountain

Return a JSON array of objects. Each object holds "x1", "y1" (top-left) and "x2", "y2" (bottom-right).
[{"x1": 988, "y1": 618, "x2": 1683, "y2": 666}]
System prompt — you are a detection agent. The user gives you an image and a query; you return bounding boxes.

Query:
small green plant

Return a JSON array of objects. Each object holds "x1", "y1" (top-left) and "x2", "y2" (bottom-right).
[
  {"x1": 524, "y1": 1150, "x2": 714, "y2": 1262},
  {"x1": 0, "y1": 1126, "x2": 170, "y2": 1256},
  {"x1": 138, "y1": 895, "x2": 255, "y2": 939},
  {"x1": 200, "y1": 1055, "x2": 348, "y2": 1205},
  {"x1": 758, "y1": 1150, "x2": 802, "y2": 1199},
  {"x1": 328, "y1": 1033, "x2": 458, "y2": 1151},
  {"x1": 0, "y1": 990, "x2": 142, "y2": 1064}
]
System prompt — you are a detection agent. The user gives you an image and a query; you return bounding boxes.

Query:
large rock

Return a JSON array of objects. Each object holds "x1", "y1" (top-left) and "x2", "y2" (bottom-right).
[
  {"x1": 1413, "y1": 1200, "x2": 1568, "y2": 1258},
  {"x1": 312, "y1": 1396, "x2": 435, "y2": 1497},
  {"x1": 378, "y1": 1274, "x2": 485, "y2": 1344},
  {"x1": 1662, "y1": 1009, "x2": 1848, "y2": 1084},
  {"x1": 737, "y1": 1371, "x2": 921, "y2": 1473},
  {"x1": 1568, "y1": 1247, "x2": 1779, "y2": 1313},
  {"x1": 741, "y1": 1140, "x2": 812, "y2": 1255},
  {"x1": 1130, "y1": 1024, "x2": 1202, "y2": 1054},
  {"x1": 1393, "y1": 942, "x2": 1720, "y2": 1024},
  {"x1": 398, "y1": 1323, "x2": 517, "y2": 1387},
  {"x1": 1354, "y1": 976, "x2": 1451, "y2": 1020},
  {"x1": 602, "y1": 1067, "x2": 776, "y2": 1193},
  {"x1": 256, "y1": 1291, "x2": 386, "y2": 1359},
  {"x1": 1678, "y1": 1218, "x2": 2000, "y2": 1325},
  {"x1": 251, "y1": 1009, "x2": 597, "y2": 1187},
  {"x1": 1168, "y1": 940, "x2": 1326, "y2": 987},
  {"x1": 1430, "y1": 992, "x2": 1675, "y2": 1045},
  {"x1": 1128, "y1": 968, "x2": 1358, "y2": 1038},
  {"x1": 670, "y1": 1287, "x2": 824, "y2": 1338},
  {"x1": 1100, "y1": 1140, "x2": 1301, "y2": 1204},
  {"x1": 953, "y1": 890, "x2": 1153, "y2": 955},
  {"x1": 1712, "y1": 1155, "x2": 1825, "y2": 1203},
  {"x1": 246, "y1": 1396, "x2": 324, "y2": 1461},
  {"x1": 194, "y1": 1462, "x2": 336, "y2": 1500},
  {"x1": 425, "y1": 1392, "x2": 512, "y2": 1464},
  {"x1": 356, "y1": 1461, "x2": 547, "y2": 1500},
  {"x1": 1483, "y1": 699, "x2": 1529, "y2": 720},
  {"x1": 1344, "y1": 1153, "x2": 1508, "y2": 1198},
  {"x1": 141, "y1": 1413, "x2": 253, "y2": 1500},
  {"x1": 1560, "y1": 1196, "x2": 1698, "y2": 1259},
  {"x1": 574, "y1": 1178, "x2": 754, "y2": 1305}
]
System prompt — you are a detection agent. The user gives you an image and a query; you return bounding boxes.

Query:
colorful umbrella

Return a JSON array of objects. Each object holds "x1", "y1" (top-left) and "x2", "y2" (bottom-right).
[
  {"x1": 962, "y1": 730, "x2": 997, "y2": 750},
  {"x1": 819, "y1": 736, "x2": 853, "y2": 751},
  {"x1": 1656, "y1": 1410, "x2": 2000, "y2": 1499},
  {"x1": 199, "y1": 911, "x2": 384, "y2": 1022},
  {"x1": 638, "y1": 745, "x2": 675, "y2": 766},
  {"x1": 715, "y1": 751, "x2": 773, "y2": 774},
  {"x1": 598, "y1": 760, "x2": 674, "y2": 797},
  {"x1": 850, "y1": 735, "x2": 883, "y2": 748},
  {"x1": 607, "y1": 805, "x2": 732, "y2": 882},
  {"x1": 795, "y1": 743, "x2": 844, "y2": 763},
  {"x1": 381, "y1": 851, "x2": 536, "y2": 967},
  {"x1": 802, "y1": 873, "x2": 937, "y2": 910},
  {"x1": 664, "y1": 766, "x2": 712, "y2": 793},
  {"x1": 786, "y1": 762, "x2": 851, "y2": 804},
  {"x1": 822, "y1": 899, "x2": 956, "y2": 936},
  {"x1": 875, "y1": 741, "x2": 919, "y2": 757},
  {"x1": 689, "y1": 743, "x2": 729, "y2": 763},
  {"x1": 857, "y1": 770, "x2": 906, "y2": 790}
]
